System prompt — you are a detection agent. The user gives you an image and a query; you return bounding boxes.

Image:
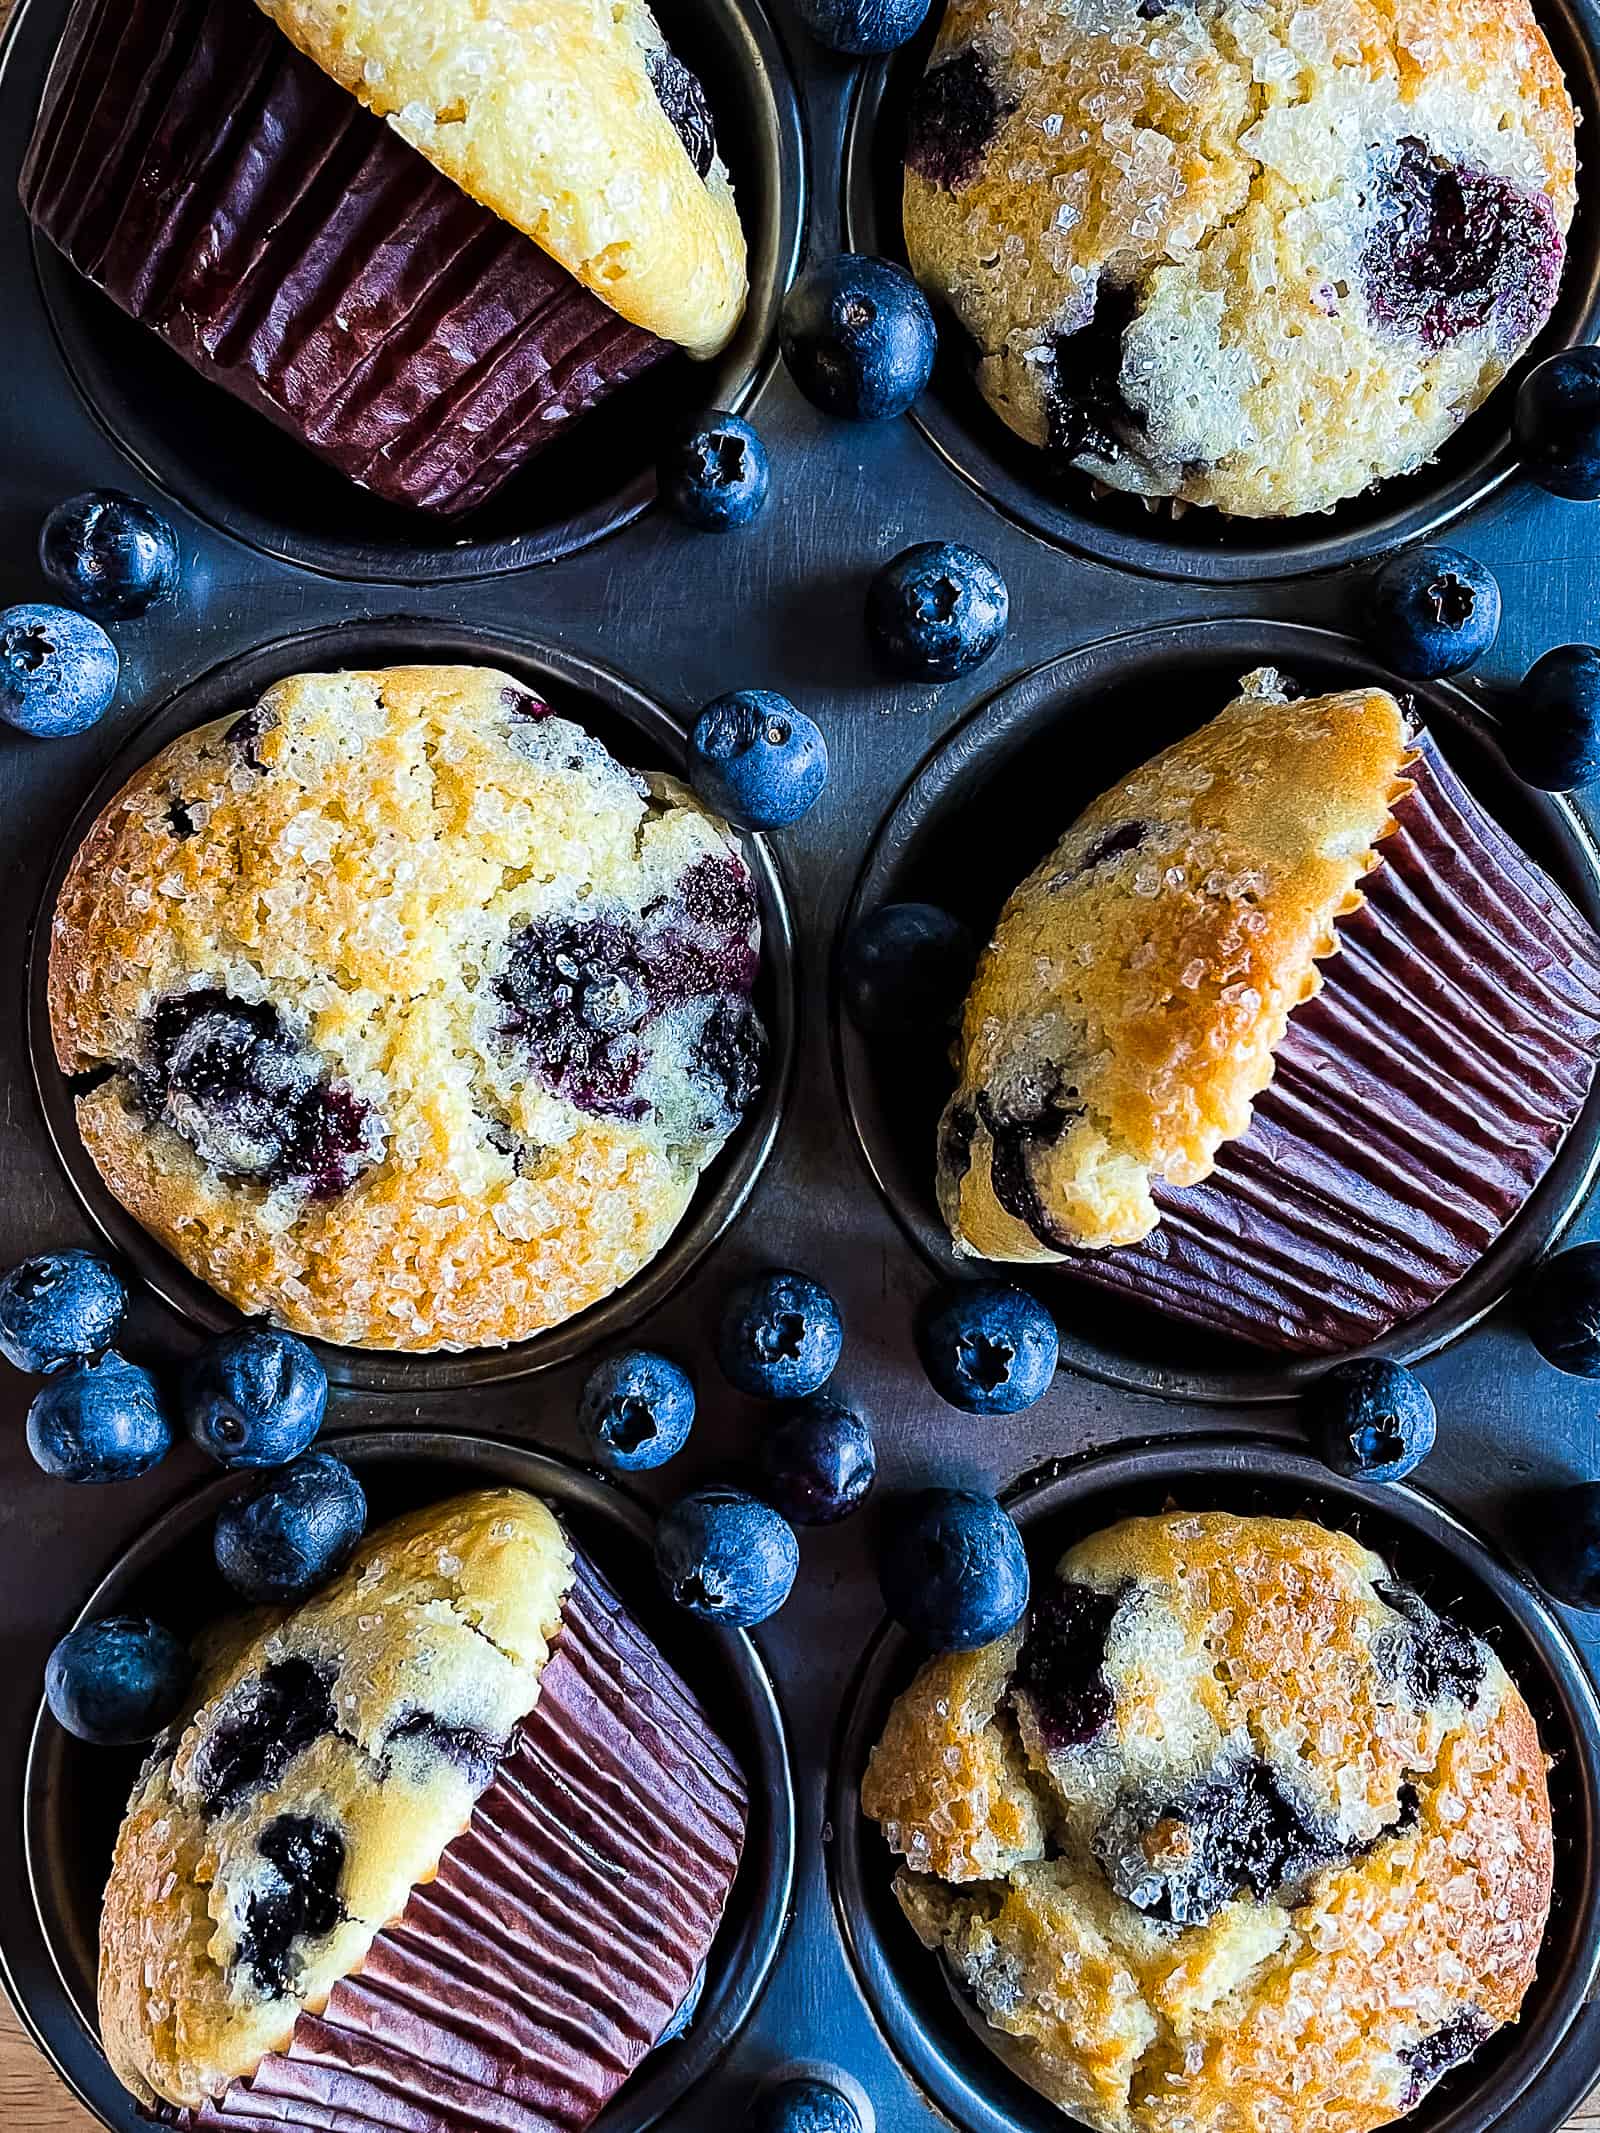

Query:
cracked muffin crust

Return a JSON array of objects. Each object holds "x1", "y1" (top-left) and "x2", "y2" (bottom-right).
[
  {"x1": 48, "y1": 664, "x2": 766, "y2": 1352},
  {"x1": 863, "y1": 1510, "x2": 1554, "y2": 2133},
  {"x1": 902, "y1": 0, "x2": 1577, "y2": 517}
]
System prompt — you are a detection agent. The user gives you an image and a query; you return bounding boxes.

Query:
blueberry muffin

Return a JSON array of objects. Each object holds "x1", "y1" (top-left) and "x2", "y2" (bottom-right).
[
  {"x1": 48, "y1": 665, "x2": 766, "y2": 1352},
  {"x1": 863, "y1": 1510, "x2": 1554, "y2": 2133},
  {"x1": 903, "y1": 0, "x2": 1577, "y2": 517},
  {"x1": 101, "y1": 1489, "x2": 748, "y2": 2122},
  {"x1": 937, "y1": 670, "x2": 1600, "y2": 1351}
]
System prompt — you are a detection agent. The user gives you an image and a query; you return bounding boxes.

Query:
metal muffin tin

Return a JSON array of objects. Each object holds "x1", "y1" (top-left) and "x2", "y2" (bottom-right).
[{"x1": 3, "y1": 0, "x2": 1600, "y2": 2125}]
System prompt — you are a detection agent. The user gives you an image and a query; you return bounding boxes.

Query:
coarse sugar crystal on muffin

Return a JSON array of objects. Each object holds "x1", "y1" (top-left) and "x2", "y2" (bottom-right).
[
  {"x1": 863, "y1": 1509, "x2": 1554, "y2": 2133},
  {"x1": 48, "y1": 665, "x2": 766, "y2": 1352},
  {"x1": 902, "y1": 0, "x2": 1578, "y2": 517}
]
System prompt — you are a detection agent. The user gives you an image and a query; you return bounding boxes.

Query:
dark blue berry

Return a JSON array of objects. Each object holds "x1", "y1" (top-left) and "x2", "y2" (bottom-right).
[
  {"x1": 1399, "y1": 2011, "x2": 1491, "y2": 2108},
  {"x1": 39, "y1": 489, "x2": 180, "y2": 618},
  {"x1": 1096, "y1": 1758, "x2": 1338, "y2": 1925},
  {"x1": 214, "y1": 1452, "x2": 367, "y2": 1603},
  {"x1": 577, "y1": 1349, "x2": 695, "y2": 1472},
  {"x1": 905, "y1": 47, "x2": 1015, "y2": 191},
  {"x1": 181, "y1": 1326, "x2": 328, "y2": 1468},
  {"x1": 1515, "y1": 348, "x2": 1600, "y2": 500},
  {"x1": 841, "y1": 902, "x2": 975, "y2": 1036},
  {"x1": 0, "y1": 1250, "x2": 126, "y2": 1373},
  {"x1": 688, "y1": 691, "x2": 828, "y2": 831},
  {"x1": 1507, "y1": 645, "x2": 1600, "y2": 792},
  {"x1": 1523, "y1": 1243, "x2": 1600, "y2": 1375},
  {"x1": 1366, "y1": 547, "x2": 1500, "y2": 678},
  {"x1": 45, "y1": 1615, "x2": 193, "y2": 1745},
  {"x1": 1517, "y1": 1480, "x2": 1600, "y2": 1610},
  {"x1": 657, "y1": 1962, "x2": 705, "y2": 2046},
  {"x1": 0, "y1": 603, "x2": 118, "y2": 738},
  {"x1": 879, "y1": 1487, "x2": 1030, "y2": 1651},
  {"x1": 238, "y1": 1814, "x2": 346, "y2": 1996},
  {"x1": 1014, "y1": 1581, "x2": 1120, "y2": 1749},
  {"x1": 867, "y1": 542, "x2": 1009, "y2": 680},
  {"x1": 646, "y1": 49, "x2": 718, "y2": 177},
  {"x1": 743, "y1": 2077, "x2": 864, "y2": 2133},
  {"x1": 26, "y1": 1352, "x2": 173, "y2": 1483},
  {"x1": 716, "y1": 1269, "x2": 843, "y2": 1400},
  {"x1": 794, "y1": 0, "x2": 929, "y2": 53},
  {"x1": 656, "y1": 1486, "x2": 799, "y2": 1627},
  {"x1": 780, "y1": 255, "x2": 936, "y2": 422},
  {"x1": 915, "y1": 1280, "x2": 1058, "y2": 1415},
  {"x1": 1303, "y1": 1358, "x2": 1436, "y2": 1483},
  {"x1": 660, "y1": 412, "x2": 771, "y2": 531},
  {"x1": 759, "y1": 1394, "x2": 876, "y2": 1525},
  {"x1": 191, "y1": 1656, "x2": 336, "y2": 1817}
]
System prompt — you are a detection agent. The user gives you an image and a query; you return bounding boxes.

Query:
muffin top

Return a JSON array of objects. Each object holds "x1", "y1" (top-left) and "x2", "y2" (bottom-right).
[
  {"x1": 937, "y1": 671, "x2": 1411, "y2": 1258},
  {"x1": 98, "y1": 1490, "x2": 573, "y2": 2110},
  {"x1": 49, "y1": 664, "x2": 765, "y2": 1352},
  {"x1": 903, "y1": 0, "x2": 1577, "y2": 517},
  {"x1": 254, "y1": 0, "x2": 747, "y2": 356},
  {"x1": 863, "y1": 1510, "x2": 1554, "y2": 2133}
]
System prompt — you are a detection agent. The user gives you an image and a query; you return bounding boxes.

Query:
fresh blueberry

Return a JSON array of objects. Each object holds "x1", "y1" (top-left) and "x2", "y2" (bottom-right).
[
  {"x1": 792, "y1": 0, "x2": 928, "y2": 50},
  {"x1": 1523, "y1": 1244, "x2": 1600, "y2": 1375},
  {"x1": 780, "y1": 255, "x2": 936, "y2": 422},
  {"x1": 0, "y1": 603, "x2": 118, "y2": 738},
  {"x1": 841, "y1": 902, "x2": 976, "y2": 1035},
  {"x1": 1515, "y1": 348, "x2": 1600, "y2": 501},
  {"x1": 1517, "y1": 1480, "x2": 1600, "y2": 1609},
  {"x1": 0, "y1": 1250, "x2": 126, "y2": 1373},
  {"x1": 915, "y1": 1281, "x2": 1058, "y2": 1415},
  {"x1": 214, "y1": 1451, "x2": 367, "y2": 1603},
  {"x1": 866, "y1": 542, "x2": 1009, "y2": 680},
  {"x1": 26, "y1": 1352, "x2": 173, "y2": 1483},
  {"x1": 1366, "y1": 547, "x2": 1500, "y2": 679},
  {"x1": 657, "y1": 1962, "x2": 706, "y2": 2047},
  {"x1": 716, "y1": 1269, "x2": 844, "y2": 1400},
  {"x1": 656, "y1": 1486, "x2": 799, "y2": 1627},
  {"x1": 1303, "y1": 1358, "x2": 1437, "y2": 1483},
  {"x1": 743, "y1": 2077, "x2": 864, "y2": 2133},
  {"x1": 688, "y1": 691, "x2": 828, "y2": 831},
  {"x1": 660, "y1": 412, "x2": 771, "y2": 531},
  {"x1": 38, "y1": 489, "x2": 180, "y2": 618},
  {"x1": 759, "y1": 1394, "x2": 877, "y2": 1525},
  {"x1": 577, "y1": 1349, "x2": 695, "y2": 1472},
  {"x1": 1506, "y1": 645, "x2": 1600, "y2": 792},
  {"x1": 44, "y1": 1615, "x2": 193, "y2": 1745},
  {"x1": 879, "y1": 1487, "x2": 1030, "y2": 1651},
  {"x1": 180, "y1": 1326, "x2": 328, "y2": 1468}
]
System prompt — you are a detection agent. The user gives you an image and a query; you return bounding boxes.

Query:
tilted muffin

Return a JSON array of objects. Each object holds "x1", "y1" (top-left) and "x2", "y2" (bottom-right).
[
  {"x1": 102, "y1": 1489, "x2": 748, "y2": 2122},
  {"x1": 48, "y1": 665, "x2": 766, "y2": 1352},
  {"x1": 863, "y1": 1510, "x2": 1554, "y2": 2133},
  {"x1": 902, "y1": 0, "x2": 1577, "y2": 517}
]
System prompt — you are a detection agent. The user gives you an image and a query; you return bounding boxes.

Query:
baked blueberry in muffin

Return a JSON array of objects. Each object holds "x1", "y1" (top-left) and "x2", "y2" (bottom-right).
[
  {"x1": 48, "y1": 665, "x2": 765, "y2": 1352},
  {"x1": 902, "y1": 0, "x2": 1577, "y2": 517},
  {"x1": 863, "y1": 1510, "x2": 1554, "y2": 2133}
]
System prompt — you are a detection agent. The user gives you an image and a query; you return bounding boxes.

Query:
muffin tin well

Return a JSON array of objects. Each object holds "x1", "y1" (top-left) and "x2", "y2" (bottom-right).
[
  {"x1": 20, "y1": 1430, "x2": 796, "y2": 2133},
  {"x1": 829, "y1": 1435, "x2": 1600, "y2": 2133},
  {"x1": 840, "y1": 0, "x2": 1600, "y2": 584},
  {"x1": 836, "y1": 619, "x2": 1600, "y2": 1404},
  {"x1": 25, "y1": 619, "x2": 798, "y2": 1394}
]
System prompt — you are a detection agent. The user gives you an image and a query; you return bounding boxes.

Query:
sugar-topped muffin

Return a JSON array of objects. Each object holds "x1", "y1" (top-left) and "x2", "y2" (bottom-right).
[
  {"x1": 863, "y1": 1510, "x2": 1554, "y2": 2133},
  {"x1": 902, "y1": 0, "x2": 1577, "y2": 517},
  {"x1": 48, "y1": 665, "x2": 766, "y2": 1352}
]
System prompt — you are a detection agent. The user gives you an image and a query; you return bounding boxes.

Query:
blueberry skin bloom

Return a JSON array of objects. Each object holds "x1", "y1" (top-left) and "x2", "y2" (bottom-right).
[
  {"x1": 660, "y1": 412, "x2": 771, "y2": 531},
  {"x1": 26, "y1": 1352, "x2": 174, "y2": 1483},
  {"x1": 1302, "y1": 1358, "x2": 1437, "y2": 1483},
  {"x1": 0, "y1": 1249, "x2": 126, "y2": 1374},
  {"x1": 759, "y1": 1394, "x2": 877, "y2": 1524},
  {"x1": 0, "y1": 602, "x2": 119, "y2": 737},
  {"x1": 1523, "y1": 1243, "x2": 1600, "y2": 1376},
  {"x1": 1518, "y1": 1480, "x2": 1600, "y2": 1610},
  {"x1": 45, "y1": 1615, "x2": 194, "y2": 1745},
  {"x1": 688, "y1": 690, "x2": 828, "y2": 831},
  {"x1": 867, "y1": 542, "x2": 1009, "y2": 680},
  {"x1": 841, "y1": 901, "x2": 976, "y2": 1035},
  {"x1": 577, "y1": 1348, "x2": 695, "y2": 1472},
  {"x1": 780, "y1": 255, "x2": 937, "y2": 422},
  {"x1": 1366, "y1": 547, "x2": 1500, "y2": 679},
  {"x1": 1508, "y1": 645, "x2": 1600, "y2": 792},
  {"x1": 180, "y1": 1325, "x2": 329, "y2": 1467},
  {"x1": 39, "y1": 488, "x2": 180, "y2": 618},
  {"x1": 1515, "y1": 348, "x2": 1600, "y2": 501},
  {"x1": 792, "y1": 0, "x2": 928, "y2": 53},
  {"x1": 656, "y1": 1486, "x2": 799, "y2": 1627},
  {"x1": 916, "y1": 1280, "x2": 1059, "y2": 1415},
  {"x1": 214, "y1": 1451, "x2": 368, "y2": 1603},
  {"x1": 744, "y1": 2076, "x2": 864, "y2": 2133},
  {"x1": 716, "y1": 1269, "x2": 844, "y2": 1399},
  {"x1": 879, "y1": 1487, "x2": 1030, "y2": 1651}
]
